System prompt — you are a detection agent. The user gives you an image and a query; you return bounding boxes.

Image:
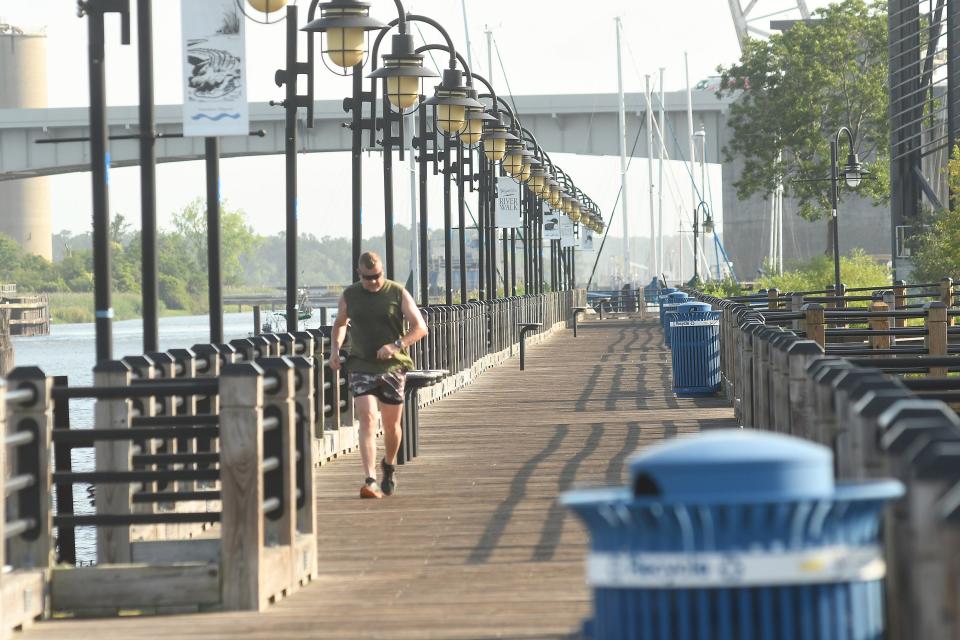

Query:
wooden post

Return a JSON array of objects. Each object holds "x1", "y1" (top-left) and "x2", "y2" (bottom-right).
[
  {"x1": 6, "y1": 367, "x2": 54, "y2": 572},
  {"x1": 869, "y1": 300, "x2": 891, "y2": 350},
  {"x1": 894, "y1": 279, "x2": 907, "y2": 328},
  {"x1": 802, "y1": 303, "x2": 825, "y2": 348},
  {"x1": 289, "y1": 355, "x2": 317, "y2": 587},
  {"x1": 837, "y1": 282, "x2": 847, "y2": 310},
  {"x1": 94, "y1": 360, "x2": 134, "y2": 564},
  {"x1": 738, "y1": 322, "x2": 756, "y2": 428},
  {"x1": 0, "y1": 308, "x2": 13, "y2": 376},
  {"x1": 169, "y1": 349, "x2": 198, "y2": 495},
  {"x1": 786, "y1": 341, "x2": 824, "y2": 438},
  {"x1": 768, "y1": 287, "x2": 779, "y2": 311},
  {"x1": 940, "y1": 276, "x2": 954, "y2": 308},
  {"x1": 258, "y1": 358, "x2": 296, "y2": 551},
  {"x1": 926, "y1": 302, "x2": 948, "y2": 376},
  {"x1": 121, "y1": 356, "x2": 158, "y2": 540},
  {"x1": 883, "y1": 290, "x2": 898, "y2": 344},
  {"x1": 791, "y1": 294, "x2": 804, "y2": 332},
  {"x1": 192, "y1": 344, "x2": 223, "y2": 536},
  {"x1": 219, "y1": 362, "x2": 267, "y2": 611}
]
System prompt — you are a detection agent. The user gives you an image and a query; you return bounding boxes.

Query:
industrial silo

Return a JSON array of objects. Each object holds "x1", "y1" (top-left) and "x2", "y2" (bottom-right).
[{"x1": 0, "y1": 23, "x2": 51, "y2": 261}]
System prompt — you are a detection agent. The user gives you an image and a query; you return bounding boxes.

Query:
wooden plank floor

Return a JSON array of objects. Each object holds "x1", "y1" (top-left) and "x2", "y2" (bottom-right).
[{"x1": 24, "y1": 315, "x2": 736, "y2": 639}]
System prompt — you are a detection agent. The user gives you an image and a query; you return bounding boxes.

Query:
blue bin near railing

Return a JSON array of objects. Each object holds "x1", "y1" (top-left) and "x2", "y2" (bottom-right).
[
  {"x1": 659, "y1": 292, "x2": 688, "y2": 337},
  {"x1": 561, "y1": 429, "x2": 904, "y2": 640},
  {"x1": 668, "y1": 302, "x2": 720, "y2": 393},
  {"x1": 643, "y1": 278, "x2": 662, "y2": 305}
]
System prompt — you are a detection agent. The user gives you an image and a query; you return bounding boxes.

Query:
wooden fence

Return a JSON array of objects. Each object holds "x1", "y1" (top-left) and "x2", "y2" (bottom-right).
[
  {"x1": 690, "y1": 280, "x2": 960, "y2": 639},
  {"x1": 0, "y1": 291, "x2": 585, "y2": 633}
]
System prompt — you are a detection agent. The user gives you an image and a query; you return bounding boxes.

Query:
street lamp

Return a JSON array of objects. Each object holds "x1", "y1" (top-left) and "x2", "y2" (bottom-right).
[
  {"x1": 367, "y1": 24, "x2": 438, "y2": 282},
  {"x1": 692, "y1": 200, "x2": 713, "y2": 284},
  {"x1": 830, "y1": 126, "x2": 869, "y2": 294},
  {"x1": 304, "y1": 0, "x2": 386, "y2": 73}
]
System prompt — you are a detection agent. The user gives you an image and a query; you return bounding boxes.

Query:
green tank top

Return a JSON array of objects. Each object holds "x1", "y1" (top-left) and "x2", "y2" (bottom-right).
[{"x1": 343, "y1": 279, "x2": 415, "y2": 373}]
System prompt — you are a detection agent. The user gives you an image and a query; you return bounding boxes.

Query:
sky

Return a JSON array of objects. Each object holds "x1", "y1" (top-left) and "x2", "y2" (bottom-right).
[{"x1": 3, "y1": 0, "x2": 836, "y2": 245}]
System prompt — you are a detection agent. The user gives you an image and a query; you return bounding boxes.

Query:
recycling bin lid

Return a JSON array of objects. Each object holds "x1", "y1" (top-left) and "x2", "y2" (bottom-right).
[
  {"x1": 561, "y1": 430, "x2": 903, "y2": 509},
  {"x1": 676, "y1": 302, "x2": 712, "y2": 314},
  {"x1": 665, "y1": 292, "x2": 689, "y2": 303},
  {"x1": 625, "y1": 430, "x2": 903, "y2": 505}
]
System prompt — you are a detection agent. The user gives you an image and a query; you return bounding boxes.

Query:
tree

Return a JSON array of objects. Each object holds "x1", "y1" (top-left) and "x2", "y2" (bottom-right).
[
  {"x1": 910, "y1": 146, "x2": 960, "y2": 281},
  {"x1": 717, "y1": 0, "x2": 889, "y2": 222},
  {"x1": 170, "y1": 198, "x2": 261, "y2": 286}
]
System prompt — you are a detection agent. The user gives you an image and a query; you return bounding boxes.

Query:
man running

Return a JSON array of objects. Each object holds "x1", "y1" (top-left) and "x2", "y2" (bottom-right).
[{"x1": 330, "y1": 252, "x2": 428, "y2": 499}]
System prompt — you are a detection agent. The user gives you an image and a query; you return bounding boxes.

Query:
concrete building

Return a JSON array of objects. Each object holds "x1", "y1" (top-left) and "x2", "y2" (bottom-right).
[{"x1": 0, "y1": 23, "x2": 51, "y2": 260}]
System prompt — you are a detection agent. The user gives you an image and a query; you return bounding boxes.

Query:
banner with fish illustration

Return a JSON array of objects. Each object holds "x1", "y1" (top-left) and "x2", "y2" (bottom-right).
[
  {"x1": 542, "y1": 202, "x2": 562, "y2": 240},
  {"x1": 559, "y1": 213, "x2": 576, "y2": 247},
  {"x1": 181, "y1": 0, "x2": 249, "y2": 137}
]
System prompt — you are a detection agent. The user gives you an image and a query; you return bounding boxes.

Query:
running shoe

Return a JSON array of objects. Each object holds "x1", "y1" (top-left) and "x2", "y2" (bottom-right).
[
  {"x1": 381, "y1": 458, "x2": 397, "y2": 496},
  {"x1": 360, "y1": 477, "x2": 383, "y2": 499}
]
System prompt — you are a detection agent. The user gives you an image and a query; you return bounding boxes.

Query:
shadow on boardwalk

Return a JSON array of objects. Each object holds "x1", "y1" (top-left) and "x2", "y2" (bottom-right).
[{"x1": 24, "y1": 315, "x2": 736, "y2": 640}]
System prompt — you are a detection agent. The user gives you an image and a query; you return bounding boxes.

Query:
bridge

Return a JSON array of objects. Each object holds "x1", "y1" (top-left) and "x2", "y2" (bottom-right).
[
  {"x1": 0, "y1": 92, "x2": 728, "y2": 181},
  {"x1": 0, "y1": 283, "x2": 958, "y2": 637}
]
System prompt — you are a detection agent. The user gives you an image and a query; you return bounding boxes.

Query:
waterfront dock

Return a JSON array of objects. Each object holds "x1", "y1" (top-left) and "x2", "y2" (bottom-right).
[{"x1": 14, "y1": 310, "x2": 735, "y2": 639}]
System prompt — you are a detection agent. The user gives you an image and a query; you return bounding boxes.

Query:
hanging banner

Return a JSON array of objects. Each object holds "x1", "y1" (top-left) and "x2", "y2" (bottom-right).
[
  {"x1": 579, "y1": 227, "x2": 595, "y2": 252},
  {"x1": 543, "y1": 203, "x2": 562, "y2": 240},
  {"x1": 560, "y1": 214, "x2": 576, "y2": 247},
  {"x1": 495, "y1": 177, "x2": 522, "y2": 228},
  {"x1": 181, "y1": 0, "x2": 250, "y2": 137}
]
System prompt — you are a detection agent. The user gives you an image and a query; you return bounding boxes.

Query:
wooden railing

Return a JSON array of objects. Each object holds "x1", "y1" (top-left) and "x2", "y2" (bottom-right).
[
  {"x1": 688, "y1": 281, "x2": 960, "y2": 639},
  {"x1": 0, "y1": 290, "x2": 585, "y2": 630}
]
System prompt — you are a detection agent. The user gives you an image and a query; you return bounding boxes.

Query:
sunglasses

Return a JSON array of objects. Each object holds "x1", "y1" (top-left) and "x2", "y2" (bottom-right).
[{"x1": 360, "y1": 272, "x2": 383, "y2": 281}]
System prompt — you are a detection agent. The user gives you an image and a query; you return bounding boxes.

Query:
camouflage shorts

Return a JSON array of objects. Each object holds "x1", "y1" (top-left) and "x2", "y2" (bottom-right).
[{"x1": 348, "y1": 369, "x2": 407, "y2": 405}]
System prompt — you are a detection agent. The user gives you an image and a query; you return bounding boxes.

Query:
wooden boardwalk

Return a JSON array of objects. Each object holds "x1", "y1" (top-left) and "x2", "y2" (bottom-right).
[{"x1": 24, "y1": 315, "x2": 736, "y2": 639}]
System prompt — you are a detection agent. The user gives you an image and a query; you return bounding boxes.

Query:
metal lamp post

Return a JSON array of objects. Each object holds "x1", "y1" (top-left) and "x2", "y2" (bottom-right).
[
  {"x1": 302, "y1": 0, "x2": 391, "y2": 274},
  {"x1": 830, "y1": 126, "x2": 868, "y2": 294},
  {"x1": 692, "y1": 200, "x2": 713, "y2": 284},
  {"x1": 423, "y1": 67, "x2": 483, "y2": 304}
]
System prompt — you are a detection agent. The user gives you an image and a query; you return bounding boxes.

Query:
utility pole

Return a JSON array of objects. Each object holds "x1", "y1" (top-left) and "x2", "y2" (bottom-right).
[
  {"x1": 615, "y1": 17, "x2": 631, "y2": 286},
  {"x1": 685, "y1": 52, "x2": 696, "y2": 285},
  {"x1": 645, "y1": 74, "x2": 656, "y2": 281},
  {"x1": 657, "y1": 67, "x2": 665, "y2": 280}
]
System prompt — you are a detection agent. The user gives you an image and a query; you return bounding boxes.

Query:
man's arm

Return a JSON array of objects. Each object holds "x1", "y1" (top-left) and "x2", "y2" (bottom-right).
[
  {"x1": 376, "y1": 288, "x2": 428, "y2": 361},
  {"x1": 398, "y1": 288, "x2": 428, "y2": 347},
  {"x1": 330, "y1": 294, "x2": 349, "y2": 370}
]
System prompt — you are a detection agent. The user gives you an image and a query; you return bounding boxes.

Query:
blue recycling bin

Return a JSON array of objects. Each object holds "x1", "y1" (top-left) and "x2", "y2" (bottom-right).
[
  {"x1": 562, "y1": 430, "x2": 904, "y2": 640},
  {"x1": 659, "y1": 292, "x2": 688, "y2": 337},
  {"x1": 643, "y1": 278, "x2": 662, "y2": 305},
  {"x1": 668, "y1": 302, "x2": 720, "y2": 394}
]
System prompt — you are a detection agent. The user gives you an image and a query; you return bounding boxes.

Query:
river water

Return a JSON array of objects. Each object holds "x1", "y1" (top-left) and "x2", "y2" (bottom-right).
[{"x1": 11, "y1": 311, "x2": 330, "y2": 564}]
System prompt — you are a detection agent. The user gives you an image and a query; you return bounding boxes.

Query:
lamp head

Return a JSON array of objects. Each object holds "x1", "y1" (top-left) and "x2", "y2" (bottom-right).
[
  {"x1": 242, "y1": 0, "x2": 288, "y2": 22},
  {"x1": 302, "y1": 0, "x2": 385, "y2": 74},
  {"x1": 842, "y1": 152, "x2": 867, "y2": 188},
  {"x1": 424, "y1": 68, "x2": 482, "y2": 135},
  {"x1": 368, "y1": 34, "x2": 438, "y2": 112},
  {"x1": 703, "y1": 216, "x2": 715, "y2": 234},
  {"x1": 461, "y1": 88, "x2": 496, "y2": 147},
  {"x1": 481, "y1": 117, "x2": 516, "y2": 163}
]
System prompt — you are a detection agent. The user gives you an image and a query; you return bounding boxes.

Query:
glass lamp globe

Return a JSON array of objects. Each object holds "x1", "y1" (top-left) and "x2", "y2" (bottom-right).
[
  {"x1": 248, "y1": 0, "x2": 287, "y2": 12},
  {"x1": 483, "y1": 136, "x2": 506, "y2": 163}
]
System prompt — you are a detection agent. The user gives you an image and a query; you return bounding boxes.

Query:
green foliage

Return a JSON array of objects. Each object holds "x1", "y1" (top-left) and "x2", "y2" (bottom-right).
[
  {"x1": 909, "y1": 145, "x2": 960, "y2": 282},
  {"x1": 718, "y1": 0, "x2": 889, "y2": 220},
  {"x1": 171, "y1": 198, "x2": 261, "y2": 286},
  {"x1": 700, "y1": 277, "x2": 744, "y2": 298},
  {"x1": 158, "y1": 274, "x2": 193, "y2": 311},
  {"x1": 757, "y1": 249, "x2": 889, "y2": 291},
  {"x1": 9, "y1": 197, "x2": 486, "y2": 322}
]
